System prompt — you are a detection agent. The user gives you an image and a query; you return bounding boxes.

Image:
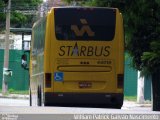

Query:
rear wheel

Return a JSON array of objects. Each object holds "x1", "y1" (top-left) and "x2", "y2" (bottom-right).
[
  {"x1": 114, "y1": 104, "x2": 122, "y2": 109},
  {"x1": 29, "y1": 89, "x2": 32, "y2": 106},
  {"x1": 37, "y1": 86, "x2": 42, "y2": 106}
]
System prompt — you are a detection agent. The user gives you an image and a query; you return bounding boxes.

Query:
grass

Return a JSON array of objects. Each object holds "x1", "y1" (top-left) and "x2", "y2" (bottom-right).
[
  {"x1": 0, "y1": 89, "x2": 29, "y2": 95},
  {"x1": 9, "y1": 90, "x2": 29, "y2": 95},
  {"x1": 124, "y1": 96, "x2": 137, "y2": 101}
]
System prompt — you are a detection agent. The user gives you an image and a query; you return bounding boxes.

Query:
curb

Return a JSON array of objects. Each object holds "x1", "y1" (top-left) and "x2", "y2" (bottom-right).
[
  {"x1": 123, "y1": 100, "x2": 152, "y2": 107},
  {"x1": 0, "y1": 93, "x2": 29, "y2": 100}
]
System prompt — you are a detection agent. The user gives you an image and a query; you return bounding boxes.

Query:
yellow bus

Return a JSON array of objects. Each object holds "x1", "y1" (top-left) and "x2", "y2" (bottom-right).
[{"x1": 29, "y1": 7, "x2": 124, "y2": 108}]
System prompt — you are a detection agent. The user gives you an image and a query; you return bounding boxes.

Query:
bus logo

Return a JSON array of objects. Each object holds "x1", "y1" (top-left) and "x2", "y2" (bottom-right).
[{"x1": 71, "y1": 19, "x2": 95, "y2": 37}]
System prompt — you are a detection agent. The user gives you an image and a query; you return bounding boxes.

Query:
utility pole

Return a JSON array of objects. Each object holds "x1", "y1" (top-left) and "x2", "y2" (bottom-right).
[{"x1": 2, "y1": 0, "x2": 11, "y2": 94}]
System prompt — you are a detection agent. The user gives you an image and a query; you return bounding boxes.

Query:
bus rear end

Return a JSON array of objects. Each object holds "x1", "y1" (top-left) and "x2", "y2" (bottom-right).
[{"x1": 44, "y1": 7, "x2": 124, "y2": 108}]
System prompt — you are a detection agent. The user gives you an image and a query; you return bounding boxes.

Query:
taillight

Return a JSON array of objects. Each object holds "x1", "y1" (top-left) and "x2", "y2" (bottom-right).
[
  {"x1": 117, "y1": 74, "x2": 124, "y2": 88},
  {"x1": 45, "y1": 73, "x2": 51, "y2": 88}
]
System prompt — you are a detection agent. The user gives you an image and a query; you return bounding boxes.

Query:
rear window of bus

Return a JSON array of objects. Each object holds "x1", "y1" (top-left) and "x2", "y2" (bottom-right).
[{"x1": 54, "y1": 8, "x2": 116, "y2": 41}]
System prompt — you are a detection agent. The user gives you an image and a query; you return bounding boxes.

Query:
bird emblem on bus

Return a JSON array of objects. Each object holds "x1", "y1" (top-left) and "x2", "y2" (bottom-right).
[{"x1": 71, "y1": 19, "x2": 95, "y2": 37}]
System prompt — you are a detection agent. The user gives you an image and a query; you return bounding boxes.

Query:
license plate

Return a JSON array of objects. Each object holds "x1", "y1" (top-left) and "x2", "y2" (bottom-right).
[{"x1": 79, "y1": 82, "x2": 92, "y2": 88}]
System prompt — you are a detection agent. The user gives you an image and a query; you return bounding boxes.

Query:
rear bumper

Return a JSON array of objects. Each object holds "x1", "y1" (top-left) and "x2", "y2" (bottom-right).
[{"x1": 44, "y1": 92, "x2": 123, "y2": 108}]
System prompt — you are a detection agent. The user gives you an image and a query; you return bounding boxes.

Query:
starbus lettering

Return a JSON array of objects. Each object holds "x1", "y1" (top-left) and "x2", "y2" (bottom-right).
[{"x1": 59, "y1": 42, "x2": 110, "y2": 57}]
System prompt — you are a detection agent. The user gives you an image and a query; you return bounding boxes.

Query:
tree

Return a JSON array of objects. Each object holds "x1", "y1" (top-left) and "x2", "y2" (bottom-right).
[
  {"x1": 0, "y1": 0, "x2": 42, "y2": 31},
  {"x1": 64, "y1": 0, "x2": 160, "y2": 111},
  {"x1": 124, "y1": 0, "x2": 160, "y2": 111}
]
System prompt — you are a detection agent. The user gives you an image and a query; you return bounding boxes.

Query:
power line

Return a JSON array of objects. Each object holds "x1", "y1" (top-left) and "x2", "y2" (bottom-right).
[
  {"x1": 0, "y1": 3, "x2": 48, "y2": 14},
  {"x1": 0, "y1": 9, "x2": 49, "y2": 15},
  {"x1": 0, "y1": 8, "x2": 47, "y2": 15}
]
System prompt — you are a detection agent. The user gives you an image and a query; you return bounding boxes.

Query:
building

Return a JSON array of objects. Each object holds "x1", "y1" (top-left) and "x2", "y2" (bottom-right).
[
  {"x1": 0, "y1": 34, "x2": 15, "y2": 49},
  {"x1": 0, "y1": 34, "x2": 31, "y2": 50}
]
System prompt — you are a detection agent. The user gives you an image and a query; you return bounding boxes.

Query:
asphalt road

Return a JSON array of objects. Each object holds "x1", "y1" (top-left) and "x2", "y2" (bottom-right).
[
  {"x1": 0, "y1": 98, "x2": 155, "y2": 113},
  {"x1": 0, "y1": 98, "x2": 151, "y2": 106}
]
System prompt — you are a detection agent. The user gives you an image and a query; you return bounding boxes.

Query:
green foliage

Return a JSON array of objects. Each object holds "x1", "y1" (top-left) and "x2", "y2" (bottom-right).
[
  {"x1": 126, "y1": 1, "x2": 160, "y2": 75},
  {"x1": 8, "y1": 88, "x2": 14, "y2": 93},
  {"x1": 0, "y1": 0, "x2": 42, "y2": 31},
  {"x1": 8, "y1": 89, "x2": 29, "y2": 94},
  {"x1": 83, "y1": 0, "x2": 109, "y2": 7},
  {"x1": 63, "y1": 0, "x2": 72, "y2": 4},
  {"x1": 141, "y1": 41, "x2": 160, "y2": 74},
  {"x1": 0, "y1": 0, "x2": 6, "y2": 30},
  {"x1": 0, "y1": 88, "x2": 29, "y2": 94}
]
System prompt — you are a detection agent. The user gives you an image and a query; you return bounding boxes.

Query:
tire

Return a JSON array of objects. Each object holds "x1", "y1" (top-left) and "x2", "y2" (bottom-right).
[
  {"x1": 112, "y1": 102, "x2": 123, "y2": 109},
  {"x1": 37, "y1": 86, "x2": 42, "y2": 106},
  {"x1": 29, "y1": 89, "x2": 32, "y2": 106},
  {"x1": 114, "y1": 104, "x2": 122, "y2": 109}
]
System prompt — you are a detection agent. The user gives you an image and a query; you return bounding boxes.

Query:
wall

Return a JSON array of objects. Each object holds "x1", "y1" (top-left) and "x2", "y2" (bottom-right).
[
  {"x1": 124, "y1": 54, "x2": 138, "y2": 96},
  {"x1": 0, "y1": 50, "x2": 29, "y2": 91}
]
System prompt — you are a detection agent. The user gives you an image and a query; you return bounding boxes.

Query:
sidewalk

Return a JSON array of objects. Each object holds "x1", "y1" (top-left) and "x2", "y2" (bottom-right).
[{"x1": 123, "y1": 100, "x2": 151, "y2": 108}]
